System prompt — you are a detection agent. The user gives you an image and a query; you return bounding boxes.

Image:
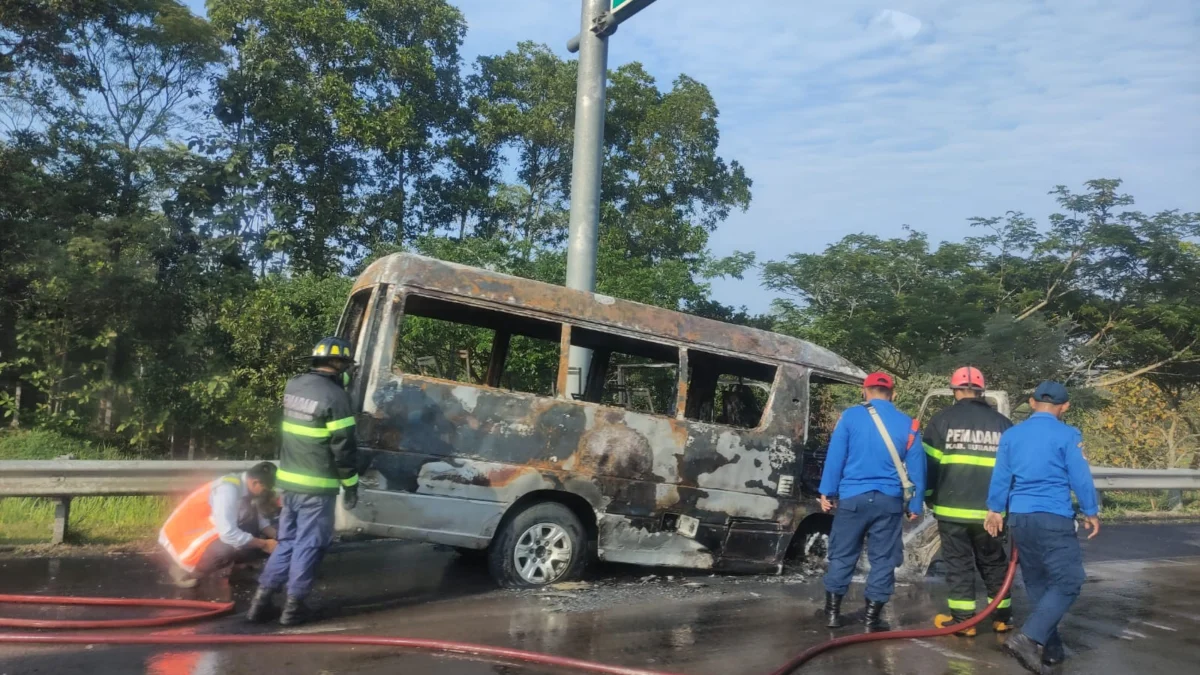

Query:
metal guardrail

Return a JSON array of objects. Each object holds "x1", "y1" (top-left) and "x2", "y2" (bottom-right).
[
  {"x1": 0, "y1": 460, "x2": 267, "y2": 544},
  {"x1": 1, "y1": 461, "x2": 1198, "y2": 544},
  {"x1": 1090, "y1": 467, "x2": 1200, "y2": 491},
  {"x1": 0, "y1": 460, "x2": 267, "y2": 498}
]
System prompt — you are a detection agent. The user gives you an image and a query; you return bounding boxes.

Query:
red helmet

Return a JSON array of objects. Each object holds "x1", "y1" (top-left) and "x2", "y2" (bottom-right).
[
  {"x1": 863, "y1": 372, "x2": 895, "y2": 390},
  {"x1": 951, "y1": 366, "x2": 985, "y2": 390}
]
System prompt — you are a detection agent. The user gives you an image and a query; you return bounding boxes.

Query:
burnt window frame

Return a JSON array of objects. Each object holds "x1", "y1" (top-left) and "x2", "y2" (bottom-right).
[
  {"x1": 565, "y1": 324, "x2": 684, "y2": 419},
  {"x1": 388, "y1": 291, "x2": 566, "y2": 398},
  {"x1": 335, "y1": 286, "x2": 383, "y2": 411},
  {"x1": 682, "y1": 348, "x2": 780, "y2": 431}
]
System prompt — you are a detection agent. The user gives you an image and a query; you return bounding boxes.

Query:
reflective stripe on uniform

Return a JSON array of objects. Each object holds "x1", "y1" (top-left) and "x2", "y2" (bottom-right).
[
  {"x1": 940, "y1": 454, "x2": 996, "y2": 467},
  {"x1": 276, "y1": 468, "x2": 341, "y2": 489},
  {"x1": 326, "y1": 416, "x2": 356, "y2": 431},
  {"x1": 924, "y1": 443, "x2": 943, "y2": 461},
  {"x1": 932, "y1": 505, "x2": 991, "y2": 521},
  {"x1": 340, "y1": 474, "x2": 359, "y2": 487},
  {"x1": 282, "y1": 421, "x2": 331, "y2": 438},
  {"x1": 947, "y1": 598, "x2": 976, "y2": 611},
  {"x1": 988, "y1": 596, "x2": 1012, "y2": 609}
]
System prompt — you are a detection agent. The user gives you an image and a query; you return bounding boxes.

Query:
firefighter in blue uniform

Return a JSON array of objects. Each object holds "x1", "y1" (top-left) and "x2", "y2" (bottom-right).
[
  {"x1": 247, "y1": 336, "x2": 359, "y2": 626},
  {"x1": 819, "y1": 372, "x2": 926, "y2": 631},
  {"x1": 986, "y1": 381, "x2": 1100, "y2": 674}
]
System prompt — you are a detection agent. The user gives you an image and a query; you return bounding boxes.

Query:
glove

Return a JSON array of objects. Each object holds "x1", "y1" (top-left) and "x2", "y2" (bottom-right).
[{"x1": 342, "y1": 484, "x2": 358, "y2": 510}]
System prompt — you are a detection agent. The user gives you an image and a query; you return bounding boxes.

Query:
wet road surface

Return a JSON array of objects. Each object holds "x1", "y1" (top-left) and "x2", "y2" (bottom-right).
[{"x1": 2, "y1": 522, "x2": 1199, "y2": 674}]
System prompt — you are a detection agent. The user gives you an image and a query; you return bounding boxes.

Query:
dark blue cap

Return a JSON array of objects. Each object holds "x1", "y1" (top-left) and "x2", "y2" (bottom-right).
[{"x1": 1033, "y1": 381, "x2": 1069, "y2": 404}]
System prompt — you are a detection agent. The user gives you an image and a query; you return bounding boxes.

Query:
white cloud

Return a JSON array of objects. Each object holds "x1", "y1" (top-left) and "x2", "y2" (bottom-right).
[{"x1": 869, "y1": 9, "x2": 923, "y2": 40}]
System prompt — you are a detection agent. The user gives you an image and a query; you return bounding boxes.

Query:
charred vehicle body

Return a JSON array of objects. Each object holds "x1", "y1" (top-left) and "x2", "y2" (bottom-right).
[{"x1": 333, "y1": 253, "x2": 865, "y2": 586}]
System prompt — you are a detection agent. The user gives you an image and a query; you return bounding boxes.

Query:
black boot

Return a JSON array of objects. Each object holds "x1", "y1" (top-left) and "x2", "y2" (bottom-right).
[
  {"x1": 245, "y1": 587, "x2": 276, "y2": 624},
  {"x1": 1043, "y1": 637, "x2": 1065, "y2": 666},
  {"x1": 824, "y1": 592, "x2": 844, "y2": 628},
  {"x1": 863, "y1": 600, "x2": 889, "y2": 632},
  {"x1": 1002, "y1": 632, "x2": 1047, "y2": 674},
  {"x1": 279, "y1": 595, "x2": 311, "y2": 626}
]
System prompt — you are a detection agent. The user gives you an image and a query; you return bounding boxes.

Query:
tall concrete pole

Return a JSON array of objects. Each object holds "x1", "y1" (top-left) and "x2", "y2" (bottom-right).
[{"x1": 564, "y1": 0, "x2": 610, "y2": 398}]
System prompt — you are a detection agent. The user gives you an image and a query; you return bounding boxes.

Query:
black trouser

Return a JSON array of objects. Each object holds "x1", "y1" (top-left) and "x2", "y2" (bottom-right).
[
  {"x1": 193, "y1": 510, "x2": 268, "y2": 578},
  {"x1": 938, "y1": 520, "x2": 1011, "y2": 621}
]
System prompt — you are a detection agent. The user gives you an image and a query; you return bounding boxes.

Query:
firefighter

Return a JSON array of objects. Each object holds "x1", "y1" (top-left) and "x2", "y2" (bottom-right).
[
  {"x1": 923, "y1": 367, "x2": 1014, "y2": 636},
  {"x1": 247, "y1": 336, "x2": 360, "y2": 626},
  {"x1": 819, "y1": 372, "x2": 925, "y2": 631},
  {"x1": 159, "y1": 462, "x2": 279, "y2": 588},
  {"x1": 986, "y1": 381, "x2": 1100, "y2": 674}
]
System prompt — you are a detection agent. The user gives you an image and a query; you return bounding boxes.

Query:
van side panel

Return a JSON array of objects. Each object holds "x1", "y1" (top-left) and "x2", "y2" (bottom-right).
[{"x1": 351, "y1": 367, "x2": 812, "y2": 571}]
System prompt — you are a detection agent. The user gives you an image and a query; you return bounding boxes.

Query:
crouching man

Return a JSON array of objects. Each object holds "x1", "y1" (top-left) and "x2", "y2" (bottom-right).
[{"x1": 159, "y1": 461, "x2": 280, "y2": 587}]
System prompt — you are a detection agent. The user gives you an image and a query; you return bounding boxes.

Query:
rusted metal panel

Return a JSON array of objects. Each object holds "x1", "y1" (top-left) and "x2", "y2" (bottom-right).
[
  {"x1": 557, "y1": 324, "x2": 572, "y2": 398},
  {"x1": 357, "y1": 367, "x2": 816, "y2": 571},
  {"x1": 674, "y1": 347, "x2": 688, "y2": 419},
  {"x1": 352, "y1": 253, "x2": 865, "y2": 384}
]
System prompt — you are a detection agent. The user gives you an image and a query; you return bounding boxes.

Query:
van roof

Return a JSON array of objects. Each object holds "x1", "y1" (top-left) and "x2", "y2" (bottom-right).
[{"x1": 354, "y1": 253, "x2": 866, "y2": 384}]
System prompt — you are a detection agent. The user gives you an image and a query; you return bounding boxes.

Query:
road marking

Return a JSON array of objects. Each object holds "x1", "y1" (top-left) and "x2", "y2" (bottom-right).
[
  {"x1": 1133, "y1": 619, "x2": 1177, "y2": 632},
  {"x1": 911, "y1": 639, "x2": 982, "y2": 663},
  {"x1": 1120, "y1": 629, "x2": 1148, "y2": 639}
]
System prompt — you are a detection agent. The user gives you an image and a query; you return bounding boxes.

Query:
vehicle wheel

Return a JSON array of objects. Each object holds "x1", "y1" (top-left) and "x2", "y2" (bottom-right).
[{"x1": 488, "y1": 502, "x2": 588, "y2": 588}]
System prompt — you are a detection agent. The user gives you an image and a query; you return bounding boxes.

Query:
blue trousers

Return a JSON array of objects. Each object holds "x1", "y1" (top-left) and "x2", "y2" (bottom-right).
[
  {"x1": 258, "y1": 492, "x2": 336, "y2": 599},
  {"x1": 1009, "y1": 512, "x2": 1084, "y2": 646},
  {"x1": 823, "y1": 491, "x2": 904, "y2": 603}
]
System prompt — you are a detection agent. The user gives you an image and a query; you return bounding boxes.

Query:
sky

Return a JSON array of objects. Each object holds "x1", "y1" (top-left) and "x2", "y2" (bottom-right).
[{"x1": 187, "y1": 1, "x2": 1200, "y2": 314}]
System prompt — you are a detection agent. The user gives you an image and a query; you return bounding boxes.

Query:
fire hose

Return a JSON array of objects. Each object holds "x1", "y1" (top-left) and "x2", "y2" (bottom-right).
[{"x1": 0, "y1": 548, "x2": 1018, "y2": 675}]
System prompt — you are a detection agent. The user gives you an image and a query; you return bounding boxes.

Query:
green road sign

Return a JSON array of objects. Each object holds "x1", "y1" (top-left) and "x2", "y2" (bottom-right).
[
  {"x1": 567, "y1": 0, "x2": 659, "y2": 54},
  {"x1": 610, "y1": 0, "x2": 657, "y2": 21}
]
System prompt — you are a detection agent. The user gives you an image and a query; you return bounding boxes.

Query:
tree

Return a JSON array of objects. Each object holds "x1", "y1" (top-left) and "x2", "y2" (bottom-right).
[
  {"x1": 763, "y1": 180, "x2": 1200, "y2": 399},
  {"x1": 763, "y1": 229, "x2": 996, "y2": 376},
  {"x1": 0, "y1": 1, "x2": 222, "y2": 435},
  {"x1": 209, "y1": 0, "x2": 467, "y2": 273}
]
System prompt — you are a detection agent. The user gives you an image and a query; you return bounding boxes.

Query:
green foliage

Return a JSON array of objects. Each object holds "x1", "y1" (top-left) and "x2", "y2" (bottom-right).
[
  {"x1": 0, "y1": 429, "x2": 128, "y2": 460},
  {"x1": 209, "y1": 0, "x2": 467, "y2": 272}
]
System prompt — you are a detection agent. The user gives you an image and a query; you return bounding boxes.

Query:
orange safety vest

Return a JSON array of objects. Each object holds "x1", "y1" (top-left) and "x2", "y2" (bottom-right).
[{"x1": 158, "y1": 474, "x2": 242, "y2": 572}]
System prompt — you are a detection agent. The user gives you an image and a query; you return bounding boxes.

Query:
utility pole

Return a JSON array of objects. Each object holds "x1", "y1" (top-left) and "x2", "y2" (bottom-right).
[
  {"x1": 563, "y1": 0, "x2": 659, "y2": 397},
  {"x1": 564, "y1": 0, "x2": 611, "y2": 398}
]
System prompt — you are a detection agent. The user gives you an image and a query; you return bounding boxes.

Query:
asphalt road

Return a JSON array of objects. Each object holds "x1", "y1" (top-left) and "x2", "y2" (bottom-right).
[{"x1": 2, "y1": 522, "x2": 1199, "y2": 675}]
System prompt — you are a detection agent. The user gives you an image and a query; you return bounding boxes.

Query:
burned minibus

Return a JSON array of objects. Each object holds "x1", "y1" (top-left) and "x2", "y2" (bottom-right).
[{"x1": 333, "y1": 253, "x2": 865, "y2": 586}]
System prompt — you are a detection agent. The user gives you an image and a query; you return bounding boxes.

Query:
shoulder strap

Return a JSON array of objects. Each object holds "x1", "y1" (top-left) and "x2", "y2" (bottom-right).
[{"x1": 863, "y1": 403, "x2": 914, "y2": 491}]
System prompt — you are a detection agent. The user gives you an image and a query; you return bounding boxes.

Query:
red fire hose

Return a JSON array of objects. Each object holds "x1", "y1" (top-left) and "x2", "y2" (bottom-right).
[
  {"x1": 0, "y1": 549, "x2": 1019, "y2": 675},
  {"x1": 769, "y1": 546, "x2": 1019, "y2": 675}
]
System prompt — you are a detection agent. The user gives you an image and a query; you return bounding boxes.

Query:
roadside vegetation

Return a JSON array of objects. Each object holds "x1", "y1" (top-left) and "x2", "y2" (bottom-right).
[{"x1": 0, "y1": 2, "x2": 1196, "y2": 546}]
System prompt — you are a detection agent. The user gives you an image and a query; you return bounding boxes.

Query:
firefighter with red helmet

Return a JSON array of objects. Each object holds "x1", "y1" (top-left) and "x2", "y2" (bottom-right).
[{"x1": 924, "y1": 367, "x2": 1014, "y2": 636}]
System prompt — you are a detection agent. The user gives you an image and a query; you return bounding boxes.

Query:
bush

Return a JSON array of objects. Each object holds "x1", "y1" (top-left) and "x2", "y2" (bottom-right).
[{"x1": 0, "y1": 429, "x2": 131, "y2": 460}]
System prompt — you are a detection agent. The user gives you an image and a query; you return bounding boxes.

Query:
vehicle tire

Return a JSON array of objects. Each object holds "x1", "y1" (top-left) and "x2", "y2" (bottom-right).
[{"x1": 488, "y1": 502, "x2": 588, "y2": 588}]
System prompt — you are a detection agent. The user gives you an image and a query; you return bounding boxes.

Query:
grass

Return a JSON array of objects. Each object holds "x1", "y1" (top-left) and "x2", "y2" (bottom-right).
[
  {"x1": 0, "y1": 495, "x2": 172, "y2": 546},
  {"x1": 0, "y1": 429, "x2": 172, "y2": 546},
  {"x1": 1099, "y1": 490, "x2": 1200, "y2": 520}
]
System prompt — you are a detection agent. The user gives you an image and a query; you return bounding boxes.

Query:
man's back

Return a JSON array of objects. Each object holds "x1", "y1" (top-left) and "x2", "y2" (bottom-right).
[
  {"x1": 278, "y1": 371, "x2": 358, "y2": 495},
  {"x1": 988, "y1": 412, "x2": 1096, "y2": 519},
  {"x1": 819, "y1": 400, "x2": 923, "y2": 505},
  {"x1": 924, "y1": 398, "x2": 1013, "y2": 522}
]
